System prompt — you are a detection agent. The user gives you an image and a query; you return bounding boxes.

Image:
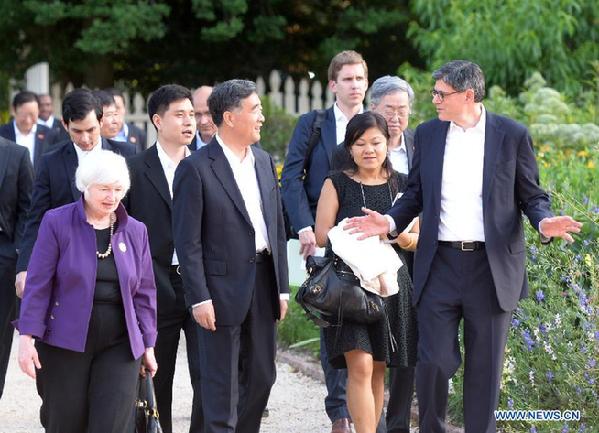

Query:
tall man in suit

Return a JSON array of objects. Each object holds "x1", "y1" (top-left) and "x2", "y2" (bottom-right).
[
  {"x1": 281, "y1": 50, "x2": 368, "y2": 433},
  {"x1": 369, "y1": 75, "x2": 416, "y2": 433},
  {"x1": 106, "y1": 88, "x2": 148, "y2": 151},
  {"x1": 0, "y1": 139, "x2": 33, "y2": 399},
  {"x1": 190, "y1": 86, "x2": 217, "y2": 151},
  {"x1": 0, "y1": 91, "x2": 57, "y2": 168},
  {"x1": 37, "y1": 94, "x2": 69, "y2": 143},
  {"x1": 14, "y1": 88, "x2": 136, "y2": 297},
  {"x1": 173, "y1": 79, "x2": 289, "y2": 433},
  {"x1": 346, "y1": 60, "x2": 582, "y2": 433},
  {"x1": 125, "y1": 84, "x2": 203, "y2": 433}
]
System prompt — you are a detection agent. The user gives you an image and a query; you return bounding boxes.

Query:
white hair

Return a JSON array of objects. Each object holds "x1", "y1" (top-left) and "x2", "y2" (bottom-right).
[{"x1": 75, "y1": 149, "x2": 130, "y2": 194}]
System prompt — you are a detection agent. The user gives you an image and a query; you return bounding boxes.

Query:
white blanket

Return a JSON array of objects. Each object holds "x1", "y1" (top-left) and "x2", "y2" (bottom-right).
[{"x1": 328, "y1": 218, "x2": 402, "y2": 297}]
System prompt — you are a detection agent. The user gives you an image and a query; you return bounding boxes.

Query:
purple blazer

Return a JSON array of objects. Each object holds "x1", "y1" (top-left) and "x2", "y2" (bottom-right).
[{"x1": 16, "y1": 198, "x2": 157, "y2": 359}]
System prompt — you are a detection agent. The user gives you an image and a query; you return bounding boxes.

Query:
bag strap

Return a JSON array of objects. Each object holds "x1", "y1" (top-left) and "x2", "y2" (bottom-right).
[{"x1": 302, "y1": 109, "x2": 327, "y2": 174}]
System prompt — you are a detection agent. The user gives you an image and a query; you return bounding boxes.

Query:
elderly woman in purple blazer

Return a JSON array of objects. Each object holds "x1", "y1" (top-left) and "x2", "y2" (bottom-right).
[{"x1": 16, "y1": 149, "x2": 158, "y2": 433}]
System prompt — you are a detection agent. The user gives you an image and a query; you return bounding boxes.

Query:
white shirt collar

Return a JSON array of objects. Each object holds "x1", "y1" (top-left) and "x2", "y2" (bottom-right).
[
  {"x1": 156, "y1": 140, "x2": 190, "y2": 170},
  {"x1": 37, "y1": 115, "x2": 54, "y2": 128},
  {"x1": 73, "y1": 139, "x2": 103, "y2": 162},
  {"x1": 215, "y1": 133, "x2": 254, "y2": 166},
  {"x1": 333, "y1": 102, "x2": 364, "y2": 123},
  {"x1": 14, "y1": 120, "x2": 36, "y2": 138},
  {"x1": 449, "y1": 105, "x2": 486, "y2": 134}
]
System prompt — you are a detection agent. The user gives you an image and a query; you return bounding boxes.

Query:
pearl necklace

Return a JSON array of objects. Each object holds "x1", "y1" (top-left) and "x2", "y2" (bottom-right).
[{"x1": 96, "y1": 214, "x2": 116, "y2": 259}]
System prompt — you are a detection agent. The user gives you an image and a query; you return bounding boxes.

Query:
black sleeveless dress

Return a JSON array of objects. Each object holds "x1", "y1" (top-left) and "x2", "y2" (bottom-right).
[{"x1": 323, "y1": 171, "x2": 417, "y2": 369}]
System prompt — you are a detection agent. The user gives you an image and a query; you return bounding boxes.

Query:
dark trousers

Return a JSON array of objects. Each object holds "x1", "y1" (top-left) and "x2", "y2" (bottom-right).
[
  {"x1": 320, "y1": 330, "x2": 350, "y2": 422},
  {"x1": 416, "y1": 246, "x2": 511, "y2": 433},
  {"x1": 154, "y1": 267, "x2": 203, "y2": 433},
  {"x1": 198, "y1": 258, "x2": 277, "y2": 433},
  {"x1": 35, "y1": 303, "x2": 141, "y2": 433},
  {"x1": 385, "y1": 366, "x2": 415, "y2": 433},
  {"x1": 0, "y1": 234, "x2": 17, "y2": 400}
]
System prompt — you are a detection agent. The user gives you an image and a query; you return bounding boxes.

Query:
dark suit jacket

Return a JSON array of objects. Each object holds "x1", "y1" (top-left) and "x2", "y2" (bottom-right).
[
  {"x1": 124, "y1": 144, "x2": 184, "y2": 318},
  {"x1": 0, "y1": 122, "x2": 58, "y2": 169},
  {"x1": 388, "y1": 112, "x2": 552, "y2": 311},
  {"x1": 46, "y1": 118, "x2": 70, "y2": 144},
  {"x1": 16, "y1": 138, "x2": 136, "y2": 272},
  {"x1": 126, "y1": 122, "x2": 147, "y2": 152},
  {"x1": 281, "y1": 107, "x2": 337, "y2": 231},
  {"x1": 0, "y1": 138, "x2": 34, "y2": 246},
  {"x1": 173, "y1": 139, "x2": 289, "y2": 326}
]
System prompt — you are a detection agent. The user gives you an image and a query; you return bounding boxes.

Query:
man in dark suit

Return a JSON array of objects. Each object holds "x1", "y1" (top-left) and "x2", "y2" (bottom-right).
[
  {"x1": 0, "y1": 91, "x2": 58, "y2": 168},
  {"x1": 106, "y1": 87, "x2": 148, "y2": 151},
  {"x1": 369, "y1": 75, "x2": 416, "y2": 433},
  {"x1": 281, "y1": 50, "x2": 368, "y2": 433},
  {"x1": 0, "y1": 139, "x2": 33, "y2": 399},
  {"x1": 190, "y1": 86, "x2": 217, "y2": 151},
  {"x1": 14, "y1": 88, "x2": 136, "y2": 297},
  {"x1": 173, "y1": 79, "x2": 289, "y2": 433},
  {"x1": 125, "y1": 84, "x2": 202, "y2": 433},
  {"x1": 37, "y1": 93, "x2": 70, "y2": 144},
  {"x1": 346, "y1": 60, "x2": 582, "y2": 433}
]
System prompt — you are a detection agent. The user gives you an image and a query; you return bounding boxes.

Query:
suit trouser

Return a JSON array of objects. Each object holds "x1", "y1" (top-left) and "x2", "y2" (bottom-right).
[
  {"x1": 0, "y1": 234, "x2": 17, "y2": 400},
  {"x1": 198, "y1": 257, "x2": 277, "y2": 433},
  {"x1": 35, "y1": 303, "x2": 141, "y2": 433},
  {"x1": 154, "y1": 266, "x2": 203, "y2": 433},
  {"x1": 385, "y1": 366, "x2": 415, "y2": 433},
  {"x1": 416, "y1": 245, "x2": 511, "y2": 433}
]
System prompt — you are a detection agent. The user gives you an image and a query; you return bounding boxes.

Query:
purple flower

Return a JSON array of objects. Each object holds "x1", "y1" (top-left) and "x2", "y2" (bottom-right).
[
  {"x1": 507, "y1": 398, "x2": 514, "y2": 409},
  {"x1": 536, "y1": 290, "x2": 545, "y2": 302},
  {"x1": 578, "y1": 423, "x2": 586, "y2": 432},
  {"x1": 592, "y1": 206, "x2": 599, "y2": 214},
  {"x1": 522, "y1": 330, "x2": 535, "y2": 351},
  {"x1": 530, "y1": 427, "x2": 537, "y2": 433},
  {"x1": 511, "y1": 318, "x2": 520, "y2": 328},
  {"x1": 588, "y1": 359, "x2": 597, "y2": 369},
  {"x1": 539, "y1": 323, "x2": 548, "y2": 335},
  {"x1": 575, "y1": 385, "x2": 582, "y2": 395},
  {"x1": 583, "y1": 196, "x2": 589, "y2": 205},
  {"x1": 594, "y1": 331, "x2": 599, "y2": 341},
  {"x1": 583, "y1": 239, "x2": 590, "y2": 247},
  {"x1": 546, "y1": 371, "x2": 554, "y2": 382},
  {"x1": 562, "y1": 425, "x2": 569, "y2": 433}
]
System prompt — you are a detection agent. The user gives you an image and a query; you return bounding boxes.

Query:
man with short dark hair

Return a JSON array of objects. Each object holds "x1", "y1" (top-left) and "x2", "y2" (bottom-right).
[
  {"x1": 0, "y1": 138, "x2": 33, "y2": 400},
  {"x1": 190, "y1": 86, "x2": 217, "y2": 151},
  {"x1": 93, "y1": 90, "x2": 121, "y2": 142},
  {"x1": 124, "y1": 84, "x2": 203, "y2": 433},
  {"x1": 105, "y1": 88, "x2": 147, "y2": 151},
  {"x1": 14, "y1": 88, "x2": 136, "y2": 297},
  {"x1": 173, "y1": 79, "x2": 289, "y2": 433},
  {"x1": 281, "y1": 50, "x2": 368, "y2": 433},
  {"x1": 0, "y1": 91, "x2": 57, "y2": 168},
  {"x1": 37, "y1": 93, "x2": 69, "y2": 143},
  {"x1": 346, "y1": 60, "x2": 582, "y2": 433}
]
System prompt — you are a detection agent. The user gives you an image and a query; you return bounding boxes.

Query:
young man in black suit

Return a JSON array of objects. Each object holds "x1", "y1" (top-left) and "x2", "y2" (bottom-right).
[
  {"x1": 0, "y1": 138, "x2": 33, "y2": 399},
  {"x1": 124, "y1": 84, "x2": 203, "y2": 433},
  {"x1": 173, "y1": 80, "x2": 289, "y2": 433},
  {"x1": 0, "y1": 91, "x2": 58, "y2": 168},
  {"x1": 15, "y1": 88, "x2": 136, "y2": 297},
  {"x1": 347, "y1": 60, "x2": 582, "y2": 433}
]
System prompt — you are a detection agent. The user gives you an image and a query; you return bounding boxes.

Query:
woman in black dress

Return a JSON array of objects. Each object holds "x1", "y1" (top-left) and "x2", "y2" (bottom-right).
[{"x1": 314, "y1": 112, "x2": 417, "y2": 433}]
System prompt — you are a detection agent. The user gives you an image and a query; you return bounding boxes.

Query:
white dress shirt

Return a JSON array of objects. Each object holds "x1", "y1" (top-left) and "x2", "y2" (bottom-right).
[
  {"x1": 194, "y1": 131, "x2": 209, "y2": 150},
  {"x1": 73, "y1": 139, "x2": 103, "y2": 163},
  {"x1": 37, "y1": 115, "x2": 55, "y2": 129},
  {"x1": 156, "y1": 141, "x2": 190, "y2": 265},
  {"x1": 14, "y1": 121, "x2": 36, "y2": 164},
  {"x1": 216, "y1": 134, "x2": 270, "y2": 253},
  {"x1": 333, "y1": 103, "x2": 364, "y2": 145},
  {"x1": 437, "y1": 107, "x2": 486, "y2": 241},
  {"x1": 388, "y1": 133, "x2": 409, "y2": 175}
]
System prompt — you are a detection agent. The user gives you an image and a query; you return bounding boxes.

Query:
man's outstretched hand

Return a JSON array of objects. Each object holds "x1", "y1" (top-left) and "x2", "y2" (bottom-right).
[
  {"x1": 540, "y1": 216, "x2": 583, "y2": 243},
  {"x1": 344, "y1": 207, "x2": 391, "y2": 240}
]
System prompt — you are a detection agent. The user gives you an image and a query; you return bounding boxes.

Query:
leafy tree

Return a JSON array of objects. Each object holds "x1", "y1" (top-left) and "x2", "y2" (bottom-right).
[{"x1": 408, "y1": 0, "x2": 599, "y2": 95}]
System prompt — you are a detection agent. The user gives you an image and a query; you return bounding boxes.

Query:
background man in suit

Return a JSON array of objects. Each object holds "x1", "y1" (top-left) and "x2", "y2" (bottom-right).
[
  {"x1": 173, "y1": 79, "x2": 289, "y2": 433},
  {"x1": 369, "y1": 75, "x2": 416, "y2": 433},
  {"x1": 106, "y1": 87, "x2": 148, "y2": 151},
  {"x1": 346, "y1": 60, "x2": 582, "y2": 433},
  {"x1": 37, "y1": 94, "x2": 69, "y2": 143},
  {"x1": 0, "y1": 91, "x2": 57, "y2": 168},
  {"x1": 93, "y1": 90, "x2": 121, "y2": 142},
  {"x1": 14, "y1": 88, "x2": 136, "y2": 298},
  {"x1": 0, "y1": 139, "x2": 33, "y2": 399},
  {"x1": 190, "y1": 86, "x2": 217, "y2": 151},
  {"x1": 125, "y1": 84, "x2": 202, "y2": 433},
  {"x1": 281, "y1": 50, "x2": 368, "y2": 433}
]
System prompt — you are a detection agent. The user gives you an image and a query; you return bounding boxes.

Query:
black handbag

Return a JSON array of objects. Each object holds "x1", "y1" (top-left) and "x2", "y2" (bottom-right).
[
  {"x1": 295, "y1": 254, "x2": 385, "y2": 327},
  {"x1": 135, "y1": 374, "x2": 163, "y2": 433}
]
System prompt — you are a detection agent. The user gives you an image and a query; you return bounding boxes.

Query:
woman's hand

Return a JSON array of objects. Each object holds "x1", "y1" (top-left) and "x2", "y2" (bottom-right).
[
  {"x1": 18, "y1": 335, "x2": 41, "y2": 379},
  {"x1": 140, "y1": 347, "x2": 158, "y2": 378}
]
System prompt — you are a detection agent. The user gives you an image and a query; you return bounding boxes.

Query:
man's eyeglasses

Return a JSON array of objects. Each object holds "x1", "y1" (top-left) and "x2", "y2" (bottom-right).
[
  {"x1": 431, "y1": 89, "x2": 460, "y2": 101},
  {"x1": 383, "y1": 107, "x2": 410, "y2": 119}
]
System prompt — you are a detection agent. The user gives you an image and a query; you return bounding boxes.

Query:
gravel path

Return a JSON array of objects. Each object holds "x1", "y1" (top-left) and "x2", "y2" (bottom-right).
[{"x1": 0, "y1": 332, "x2": 331, "y2": 433}]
